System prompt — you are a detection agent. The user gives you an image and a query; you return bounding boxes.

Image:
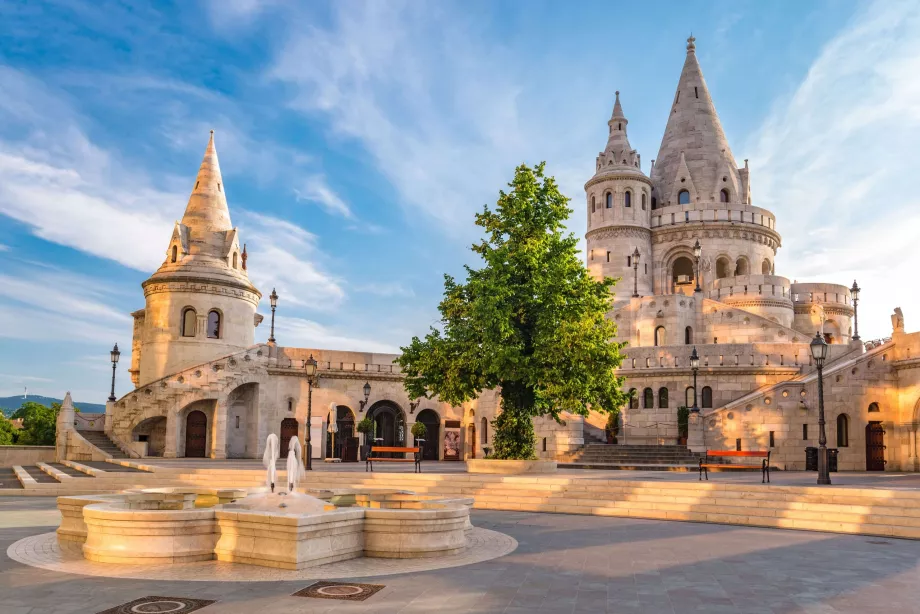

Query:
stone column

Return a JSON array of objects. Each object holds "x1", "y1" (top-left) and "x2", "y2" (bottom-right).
[
  {"x1": 687, "y1": 412, "x2": 706, "y2": 453},
  {"x1": 211, "y1": 399, "x2": 229, "y2": 459},
  {"x1": 55, "y1": 392, "x2": 76, "y2": 462},
  {"x1": 163, "y1": 412, "x2": 178, "y2": 458}
]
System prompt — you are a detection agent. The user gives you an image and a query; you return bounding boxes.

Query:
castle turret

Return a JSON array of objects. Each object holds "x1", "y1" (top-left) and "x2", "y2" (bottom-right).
[
  {"x1": 132, "y1": 132, "x2": 261, "y2": 387},
  {"x1": 585, "y1": 92, "x2": 653, "y2": 301}
]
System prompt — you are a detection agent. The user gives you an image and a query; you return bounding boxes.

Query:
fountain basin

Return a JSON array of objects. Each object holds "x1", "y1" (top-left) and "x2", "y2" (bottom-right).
[{"x1": 57, "y1": 487, "x2": 475, "y2": 570}]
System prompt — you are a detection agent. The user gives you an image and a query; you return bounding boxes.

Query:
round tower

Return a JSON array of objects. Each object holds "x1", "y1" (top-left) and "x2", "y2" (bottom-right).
[
  {"x1": 134, "y1": 132, "x2": 261, "y2": 386},
  {"x1": 585, "y1": 92, "x2": 654, "y2": 301}
]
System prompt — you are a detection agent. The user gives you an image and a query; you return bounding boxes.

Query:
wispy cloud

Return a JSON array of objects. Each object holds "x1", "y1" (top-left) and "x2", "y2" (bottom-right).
[
  {"x1": 750, "y1": 0, "x2": 920, "y2": 339},
  {"x1": 272, "y1": 316, "x2": 398, "y2": 354},
  {"x1": 294, "y1": 175, "x2": 353, "y2": 218},
  {"x1": 363, "y1": 281, "x2": 415, "y2": 298}
]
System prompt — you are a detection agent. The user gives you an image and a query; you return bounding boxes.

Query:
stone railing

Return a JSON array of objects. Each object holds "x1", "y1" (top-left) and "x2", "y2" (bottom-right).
[{"x1": 650, "y1": 203, "x2": 776, "y2": 231}]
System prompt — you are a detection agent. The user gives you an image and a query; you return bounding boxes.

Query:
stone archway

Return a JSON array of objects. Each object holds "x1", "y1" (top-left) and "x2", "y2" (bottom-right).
[
  {"x1": 326, "y1": 405, "x2": 357, "y2": 462},
  {"x1": 416, "y1": 409, "x2": 441, "y2": 461},
  {"x1": 367, "y1": 401, "x2": 406, "y2": 456},
  {"x1": 226, "y1": 383, "x2": 259, "y2": 459},
  {"x1": 279, "y1": 418, "x2": 299, "y2": 458},
  {"x1": 132, "y1": 417, "x2": 167, "y2": 457}
]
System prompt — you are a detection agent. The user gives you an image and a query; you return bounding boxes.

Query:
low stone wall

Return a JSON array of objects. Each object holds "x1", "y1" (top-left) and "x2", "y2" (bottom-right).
[
  {"x1": 0, "y1": 446, "x2": 55, "y2": 467},
  {"x1": 466, "y1": 459, "x2": 557, "y2": 474}
]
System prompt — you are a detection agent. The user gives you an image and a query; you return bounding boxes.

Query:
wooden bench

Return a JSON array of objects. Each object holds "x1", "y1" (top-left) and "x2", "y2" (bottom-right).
[
  {"x1": 366, "y1": 446, "x2": 422, "y2": 473},
  {"x1": 699, "y1": 450, "x2": 771, "y2": 483}
]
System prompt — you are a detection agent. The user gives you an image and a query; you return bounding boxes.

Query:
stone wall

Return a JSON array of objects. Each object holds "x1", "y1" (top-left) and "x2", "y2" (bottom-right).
[{"x1": 0, "y1": 446, "x2": 54, "y2": 467}]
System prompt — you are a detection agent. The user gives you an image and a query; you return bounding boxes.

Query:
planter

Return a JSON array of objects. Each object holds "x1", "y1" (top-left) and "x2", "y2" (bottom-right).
[{"x1": 465, "y1": 459, "x2": 557, "y2": 474}]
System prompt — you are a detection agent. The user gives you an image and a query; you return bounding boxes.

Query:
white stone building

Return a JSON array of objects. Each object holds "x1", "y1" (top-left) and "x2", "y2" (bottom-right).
[{"x1": 81, "y1": 38, "x2": 920, "y2": 471}]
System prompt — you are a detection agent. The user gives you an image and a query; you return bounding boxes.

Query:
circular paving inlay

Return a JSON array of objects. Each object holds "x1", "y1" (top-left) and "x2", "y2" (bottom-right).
[{"x1": 7, "y1": 528, "x2": 517, "y2": 582}]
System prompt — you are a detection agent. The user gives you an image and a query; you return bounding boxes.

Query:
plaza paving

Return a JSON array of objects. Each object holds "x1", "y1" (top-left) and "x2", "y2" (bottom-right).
[{"x1": 4, "y1": 495, "x2": 920, "y2": 613}]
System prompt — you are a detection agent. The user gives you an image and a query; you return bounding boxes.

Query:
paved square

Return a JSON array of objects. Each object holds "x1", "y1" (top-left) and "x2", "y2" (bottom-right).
[{"x1": 4, "y1": 495, "x2": 920, "y2": 613}]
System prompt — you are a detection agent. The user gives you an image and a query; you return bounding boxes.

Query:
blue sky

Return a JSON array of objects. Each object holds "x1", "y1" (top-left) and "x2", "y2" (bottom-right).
[{"x1": 1, "y1": 0, "x2": 918, "y2": 403}]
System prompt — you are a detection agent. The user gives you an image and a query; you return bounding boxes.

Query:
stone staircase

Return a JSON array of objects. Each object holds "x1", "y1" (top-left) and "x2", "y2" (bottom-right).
[
  {"x1": 76, "y1": 431, "x2": 129, "y2": 459},
  {"x1": 559, "y1": 443, "x2": 702, "y2": 471}
]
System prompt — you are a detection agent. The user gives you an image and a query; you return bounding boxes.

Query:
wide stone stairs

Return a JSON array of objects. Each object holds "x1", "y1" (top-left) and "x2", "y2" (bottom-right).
[
  {"x1": 559, "y1": 444, "x2": 702, "y2": 471},
  {"x1": 77, "y1": 430, "x2": 129, "y2": 458}
]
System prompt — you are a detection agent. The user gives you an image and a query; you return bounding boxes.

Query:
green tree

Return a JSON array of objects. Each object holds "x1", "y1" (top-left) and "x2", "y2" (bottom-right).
[
  {"x1": 397, "y1": 163, "x2": 628, "y2": 459},
  {"x1": 11, "y1": 401, "x2": 58, "y2": 446},
  {"x1": 0, "y1": 415, "x2": 15, "y2": 445}
]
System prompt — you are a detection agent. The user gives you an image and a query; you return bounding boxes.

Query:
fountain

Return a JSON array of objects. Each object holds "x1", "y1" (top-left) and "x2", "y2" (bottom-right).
[{"x1": 54, "y1": 434, "x2": 476, "y2": 570}]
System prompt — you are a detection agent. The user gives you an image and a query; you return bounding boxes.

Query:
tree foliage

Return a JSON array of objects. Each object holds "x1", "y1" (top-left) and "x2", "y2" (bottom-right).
[
  {"x1": 397, "y1": 163, "x2": 629, "y2": 459},
  {"x1": 0, "y1": 415, "x2": 15, "y2": 446},
  {"x1": 11, "y1": 401, "x2": 58, "y2": 446}
]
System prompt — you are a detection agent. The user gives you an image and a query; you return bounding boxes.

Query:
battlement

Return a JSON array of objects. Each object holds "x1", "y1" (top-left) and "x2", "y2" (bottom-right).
[{"x1": 650, "y1": 203, "x2": 776, "y2": 232}]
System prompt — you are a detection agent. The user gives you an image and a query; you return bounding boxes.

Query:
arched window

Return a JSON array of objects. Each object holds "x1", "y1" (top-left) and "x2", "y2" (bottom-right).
[
  {"x1": 685, "y1": 386, "x2": 695, "y2": 407},
  {"x1": 716, "y1": 257, "x2": 731, "y2": 279},
  {"x1": 288, "y1": 399, "x2": 293, "y2": 412},
  {"x1": 658, "y1": 387, "x2": 669, "y2": 409},
  {"x1": 232, "y1": 252, "x2": 238, "y2": 269},
  {"x1": 720, "y1": 189, "x2": 729, "y2": 203},
  {"x1": 643, "y1": 388, "x2": 654, "y2": 409},
  {"x1": 837, "y1": 414, "x2": 849, "y2": 447},
  {"x1": 591, "y1": 196, "x2": 596, "y2": 213},
  {"x1": 171, "y1": 245, "x2": 178, "y2": 263},
  {"x1": 181, "y1": 308, "x2": 197, "y2": 337},
  {"x1": 628, "y1": 388, "x2": 639, "y2": 410},
  {"x1": 734, "y1": 257, "x2": 749, "y2": 276},
  {"x1": 624, "y1": 191, "x2": 631, "y2": 208},
  {"x1": 481, "y1": 417, "x2": 488, "y2": 444},
  {"x1": 605, "y1": 192, "x2": 612, "y2": 209},
  {"x1": 678, "y1": 190, "x2": 690, "y2": 205},
  {"x1": 654, "y1": 326, "x2": 666, "y2": 346},
  {"x1": 641, "y1": 193, "x2": 647, "y2": 210},
  {"x1": 701, "y1": 386, "x2": 713, "y2": 408},
  {"x1": 207, "y1": 310, "x2": 221, "y2": 339},
  {"x1": 762, "y1": 259, "x2": 771, "y2": 275},
  {"x1": 868, "y1": 402, "x2": 880, "y2": 413},
  {"x1": 685, "y1": 326, "x2": 693, "y2": 345}
]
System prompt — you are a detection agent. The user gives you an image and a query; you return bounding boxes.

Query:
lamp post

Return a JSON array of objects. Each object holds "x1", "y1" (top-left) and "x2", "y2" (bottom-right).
[
  {"x1": 632, "y1": 247, "x2": 640, "y2": 298},
  {"x1": 689, "y1": 346, "x2": 700, "y2": 413},
  {"x1": 359, "y1": 382, "x2": 371, "y2": 412},
  {"x1": 850, "y1": 280, "x2": 860, "y2": 341},
  {"x1": 108, "y1": 343, "x2": 120, "y2": 402},
  {"x1": 810, "y1": 331, "x2": 831, "y2": 485},
  {"x1": 268, "y1": 288, "x2": 278, "y2": 344},
  {"x1": 693, "y1": 239, "x2": 702, "y2": 293},
  {"x1": 303, "y1": 354, "x2": 318, "y2": 471}
]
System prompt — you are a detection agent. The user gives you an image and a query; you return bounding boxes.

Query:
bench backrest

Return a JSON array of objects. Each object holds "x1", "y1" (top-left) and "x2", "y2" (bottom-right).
[
  {"x1": 371, "y1": 446, "x2": 420, "y2": 453},
  {"x1": 706, "y1": 450, "x2": 769, "y2": 458}
]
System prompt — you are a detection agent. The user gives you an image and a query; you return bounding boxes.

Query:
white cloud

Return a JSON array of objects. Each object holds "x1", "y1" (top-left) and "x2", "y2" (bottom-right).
[
  {"x1": 750, "y1": 1, "x2": 920, "y2": 340},
  {"x1": 271, "y1": 316, "x2": 398, "y2": 354},
  {"x1": 294, "y1": 175, "x2": 353, "y2": 218},
  {"x1": 237, "y1": 210, "x2": 346, "y2": 311},
  {"x1": 363, "y1": 282, "x2": 414, "y2": 298}
]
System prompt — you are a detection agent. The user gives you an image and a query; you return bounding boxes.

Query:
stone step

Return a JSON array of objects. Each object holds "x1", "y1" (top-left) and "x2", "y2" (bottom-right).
[
  {"x1": 76, "y1": 431, "x2": 129, "y2": 458},
  {"x1": 558, "y1": 462, "x2": 698, "y2": 471}
]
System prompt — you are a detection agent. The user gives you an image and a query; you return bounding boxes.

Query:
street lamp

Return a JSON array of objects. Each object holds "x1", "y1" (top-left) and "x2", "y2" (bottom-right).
[
  {"x1": 268, "y1": 288, "x2": 278, "y2": 344},
  {"x1": 693, "y1": 239, "x2": 702, "y2": 293},
  {"x1": 303, "y1": 354, "x2": 318, "y2": 471},
  {"x1": 632, "y1": 247, "x2": 640, "y2": 298},
  {"x1": 810, "y1": 331, "x2": 831, "y2": 485},
  {"x1": 689, "y1": 346, "x2": 700, "y2": 413},
  {"x1": 108, "y1": 343, "x2": 120, "y2": 402},
  {"x1": 850, "y1": 280, "x2": 860, "y2": 341},
  {"x1": 359, "y1": 382, "x2": 371, "y2": 411}
]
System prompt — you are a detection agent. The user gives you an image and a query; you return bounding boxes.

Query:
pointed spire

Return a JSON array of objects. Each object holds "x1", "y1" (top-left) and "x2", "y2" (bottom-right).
[
  {"x1": 181, "y1": 130, "x2": 232, "y2": 239},
  {"x1": 601, "y1": 91, "x2": 640, "y2": 171},
  {"x1": 611, "y1": 90, "x2": 625, "y2": 120},
  {"x1": 652, "y1": 37, "x2": 738, "y2": 205}
]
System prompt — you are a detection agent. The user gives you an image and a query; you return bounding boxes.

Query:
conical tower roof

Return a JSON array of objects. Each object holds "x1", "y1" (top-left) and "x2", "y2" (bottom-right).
[
  {"x1": 181, "y1": 130, "x2": 233, "y2": 250},
  {"x1": 651, "y1": 36, "x2": 737, "y2": 205},
  {"x1": 591, "y1": 91, "x2": 644, "y2": 180}
]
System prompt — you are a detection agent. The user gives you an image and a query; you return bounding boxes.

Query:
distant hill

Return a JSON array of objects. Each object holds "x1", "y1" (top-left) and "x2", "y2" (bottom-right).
[{"x1": 0, "y1": 395, "x2": 106, "y2": 417}]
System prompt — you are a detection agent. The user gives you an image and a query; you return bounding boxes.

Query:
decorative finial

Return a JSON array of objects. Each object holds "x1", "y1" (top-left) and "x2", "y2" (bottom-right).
[
  {"x1": 687, "y1": 34, "x2": 696, "y2": 52},
  {"x1": 210, "y1": 129, "x2": 214, "y2": 135},
  {"x1": 615, "y1": 90, "x2": 620, "y2": 97}
]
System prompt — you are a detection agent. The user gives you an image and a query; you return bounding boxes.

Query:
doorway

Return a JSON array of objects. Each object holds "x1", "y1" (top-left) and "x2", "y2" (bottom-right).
[
  {"x1": 279, "y1": 418, "x2": 299, "y2": 459},
  {"x1": 866, "y1": 421, "x2": 886, "y2": 471},
  {"x1": 368, "y1": 403, "x2": 406, "y2": 457},
  {"x1": 326, "y1": 406, "x2": 357, "y2": 462},
  {"x1": 468, "y1": 423, "x2": 477, "y2": 459},
  {"x1": 416, "y1": 409, "x2": 440, "y2": 461},
  {"x1": 185, "y1": 410, "x2": 208, "y2": 458}
]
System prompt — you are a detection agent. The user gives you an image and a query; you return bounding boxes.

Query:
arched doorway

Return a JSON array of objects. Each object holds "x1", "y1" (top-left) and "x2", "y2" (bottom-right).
[
  {"x1": 326, "y1": 405, "x2": 357, "y2": 462},
  {"x1": 866, "y1": 422, "x2": 886, "y2": 471},
  {"x1": 672, "y1": 256, "x2": 695, "y2": 292},
  {"x1": 185, "y1": 410, "x2": 208, "y2": 458},
  {"x1": 132, "y1": 416, "x2": 167, "y2": 457},
  {"x1": 279, "y1": 418, "x2": 299, "y2": 459},
  {"x1": 416, "y1": 409, "x2": 440, "y2": 461},
  {"x1": 468, "y1": 422, "x2": 477, "y2": 459},
  {"x1": 367, "y1": 402, "x2": 406, "y2": 457}
]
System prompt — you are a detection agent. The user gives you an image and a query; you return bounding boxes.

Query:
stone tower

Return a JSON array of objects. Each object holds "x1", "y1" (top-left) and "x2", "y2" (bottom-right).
[
  {"x1": 130, "y1": 132, "x2": 262, "y2": 387},
  {"x1": 585, "y1": 91, "x2": 654, "y2": 301}
]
